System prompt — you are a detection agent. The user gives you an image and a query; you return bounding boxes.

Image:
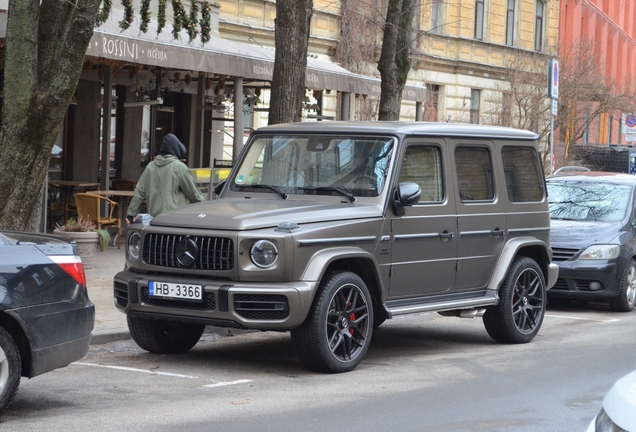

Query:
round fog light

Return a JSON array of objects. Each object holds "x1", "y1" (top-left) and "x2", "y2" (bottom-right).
[{"x1": 589, "y1": 281, "x2": 601, "y2": 291}]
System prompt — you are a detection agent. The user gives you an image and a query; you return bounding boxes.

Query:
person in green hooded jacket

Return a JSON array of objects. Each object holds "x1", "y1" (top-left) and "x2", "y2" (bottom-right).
[{"x1": 126, "y1": 133, "x2": 203, "y2": 225}]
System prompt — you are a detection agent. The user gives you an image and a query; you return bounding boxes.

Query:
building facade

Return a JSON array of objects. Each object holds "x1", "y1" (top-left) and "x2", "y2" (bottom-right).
[{"x1": 557, "y1": 0, "x2": 636, "y2": 167}]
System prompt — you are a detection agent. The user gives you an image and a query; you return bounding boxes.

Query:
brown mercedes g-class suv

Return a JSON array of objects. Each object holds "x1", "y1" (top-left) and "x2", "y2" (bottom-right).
[{"x1": 114, "y1": 122, "x2": 558, "y2": 373}]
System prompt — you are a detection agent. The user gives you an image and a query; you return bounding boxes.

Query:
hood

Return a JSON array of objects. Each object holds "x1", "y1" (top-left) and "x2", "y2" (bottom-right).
[
  {"x1": 150, "y1": 198, "x2": 384, "y2": 231},
  {"x1": 152, "y1": 154, "x2": 180, "y2": 167},
  {"x1": 159, "y1": 133, "x2": 186, "y2": 159},
  {"x1": 550, "y1": 219, "x2": 623, "y2": 249}
]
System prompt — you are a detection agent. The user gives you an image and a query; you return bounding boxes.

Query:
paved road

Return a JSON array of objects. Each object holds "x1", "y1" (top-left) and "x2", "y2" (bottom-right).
[{"x1": 2, "y1": 302, "x2": 634, "y2": 432}]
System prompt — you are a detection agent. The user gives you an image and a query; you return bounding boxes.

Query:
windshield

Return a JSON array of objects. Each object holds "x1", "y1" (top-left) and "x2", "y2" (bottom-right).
[
  {"x1": 547, "y1": 181, "x2": 633, "y2": 221},
  {"x1": 230, "y1": 135, "x2": 395, "y2": 198}
]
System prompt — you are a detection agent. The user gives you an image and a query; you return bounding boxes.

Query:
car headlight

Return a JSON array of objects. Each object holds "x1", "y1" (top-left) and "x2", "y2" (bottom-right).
[
  {"x1": 580, "y1": 245, "x2": 620, "y2": 260},
  {"x1": 127, "y1": 232, "x2": 141, "y2": 260},
  {"x1": 250, "y1": 240, "x2": 278, "y2": 268},
  {"x1": 594, "y1": 408, "x2": 622, "y2": 432}
]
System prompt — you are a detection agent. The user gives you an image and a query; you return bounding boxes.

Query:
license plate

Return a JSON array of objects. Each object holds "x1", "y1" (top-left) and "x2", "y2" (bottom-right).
[{"x1": 148, "y1": 281, "x2": 203, "y2": 302}]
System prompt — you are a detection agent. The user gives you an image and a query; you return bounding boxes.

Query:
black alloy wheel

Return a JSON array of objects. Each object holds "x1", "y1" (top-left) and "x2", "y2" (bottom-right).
[
  {"x1": 483, "y1": 257, "x2": 546, "y2": 344},
  {"x1": 291, "y1": 271, "x2": 373, "y2": 373}
]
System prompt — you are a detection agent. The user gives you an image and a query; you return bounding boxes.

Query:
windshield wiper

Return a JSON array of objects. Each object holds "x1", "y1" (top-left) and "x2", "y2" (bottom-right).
[
  {"x1": 237, "y1": 184, "x2": 288, "y2": 199},
  {"x1": 299, "y1": 186, "x2": 356, "y2": 203}
]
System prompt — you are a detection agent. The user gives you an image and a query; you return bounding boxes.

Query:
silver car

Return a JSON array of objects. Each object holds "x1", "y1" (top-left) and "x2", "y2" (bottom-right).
[{"x1": 115, "y1": 122, "x2": 558, "y2": 373}]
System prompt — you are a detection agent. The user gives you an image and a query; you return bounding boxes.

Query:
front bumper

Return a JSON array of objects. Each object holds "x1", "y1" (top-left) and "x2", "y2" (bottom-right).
[
  {"x1": 549, "y1": 258, "x2": 623, "y2": 301},
  {"x1": 113, "y1": 270, "x2": 319, "y2": 330}
]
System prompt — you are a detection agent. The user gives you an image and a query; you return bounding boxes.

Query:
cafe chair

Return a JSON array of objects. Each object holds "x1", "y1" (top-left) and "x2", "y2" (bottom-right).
[
  {"x1": 73, "y1": 193, "x2": 121, "y2": 249},
  {"x1": 112, "y1": 179, "x2": 137, "y2": 191}
]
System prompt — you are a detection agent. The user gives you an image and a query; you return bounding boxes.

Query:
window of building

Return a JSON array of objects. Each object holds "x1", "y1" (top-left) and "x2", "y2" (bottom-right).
[
  {"x1": 501, "y1": 146, "x2": 544, "y2": 202},
  {"x1": 455, "y1": 146, "x2": 494, "y2": 202},
  {"x1": 470, "y1": 89, "x2": 481, "y2": 124},
  {"x1": 431, "y1": 0, "x2": 443, "y2": 34},
  {"x1": 534, "y1": 1, "x2": 545, "y2": 51},
  {"x1": 506, "y1": 0, "x2": 517, "y2": 46},
  {"x1": 399, "y1": 145, "x2": 444, "y2": 203},
  {"x1": 474, "y1": 0, "x2": 485, "y2": 40}
]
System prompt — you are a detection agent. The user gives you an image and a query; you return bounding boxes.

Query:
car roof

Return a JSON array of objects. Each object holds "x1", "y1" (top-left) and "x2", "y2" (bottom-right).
[
  {"x1": 547, "y1": 171, "x2": 636, "y2": 185},
  {"x1": 253, "y1": 121, "x2": 539, "y2": 141}
]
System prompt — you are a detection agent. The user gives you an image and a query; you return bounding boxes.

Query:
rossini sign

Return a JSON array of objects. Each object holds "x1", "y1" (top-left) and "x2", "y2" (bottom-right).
[{"x1": 90, "y1": 35, "x2": 169, "y2": 64}]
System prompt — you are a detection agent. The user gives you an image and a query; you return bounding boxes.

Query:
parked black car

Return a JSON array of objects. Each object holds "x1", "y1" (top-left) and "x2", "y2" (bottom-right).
[
  {"x1": 547, "y1": 172, "x2": 636, "y2": 311},
  {"x1": 0, "y1": 231, "x2": 94, "y2": 414}
]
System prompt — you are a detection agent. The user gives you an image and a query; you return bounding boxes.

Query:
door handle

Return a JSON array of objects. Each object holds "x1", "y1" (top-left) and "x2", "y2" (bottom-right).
[
  {"x1": 491, "y1": 228, "x2": 505, "y2": 237},
  {"x1": 439, "y1": 231, "x2": 454, "y2": 240}
]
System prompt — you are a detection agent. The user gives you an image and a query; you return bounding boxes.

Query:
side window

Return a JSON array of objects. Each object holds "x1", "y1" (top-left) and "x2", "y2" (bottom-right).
[
  {"x1": 501, "y1": 146, "x2": 544, "y2": 202},
  {"x1": 455, "y1": 146, "x2": 494, "y2": 201},
  {"x1": 398, "y1": 146, "x2": 444, "y2": 203}
]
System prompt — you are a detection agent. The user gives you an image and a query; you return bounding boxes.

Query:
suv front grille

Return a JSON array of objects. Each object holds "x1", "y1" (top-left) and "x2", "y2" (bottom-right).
[
  {"x1": 234, "y1": 294, "x2": 290, "y2": 320},
  {"x1": 552, "y1": 247, "x2": 580, "y2": 262},
  {"x1": 143, "y1": 234, "x2": 234, "y2": 270},
  {"x1": 141, "y1": 287, "x2": 216, "y2": 310}
]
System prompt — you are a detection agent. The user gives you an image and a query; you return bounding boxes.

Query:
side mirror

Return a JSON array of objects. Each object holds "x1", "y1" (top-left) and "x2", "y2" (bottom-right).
[
  {"x1": 395, "y1": 182, "x2": 421, "y2": 206},
  {"x1": 393, "y1": 182, "x2": 421, "y2": 215},
  {"x1": 213, "y1": 179, "x2": 227, "y2": 197}
]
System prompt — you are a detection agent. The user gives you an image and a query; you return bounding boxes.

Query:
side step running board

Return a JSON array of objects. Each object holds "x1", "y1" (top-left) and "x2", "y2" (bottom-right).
[{"x1": 385, "y1": 290, "x2": 498, "y2": 318}]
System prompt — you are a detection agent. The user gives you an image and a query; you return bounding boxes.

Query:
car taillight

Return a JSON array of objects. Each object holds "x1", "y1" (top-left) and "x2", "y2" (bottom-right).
[{"x1": 50, "y1": 255, "x2": 86, "y2": 286}]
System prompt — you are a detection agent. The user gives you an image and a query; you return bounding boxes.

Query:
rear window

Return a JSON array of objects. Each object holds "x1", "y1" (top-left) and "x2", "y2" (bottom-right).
[{"x1": 501, "y1": 146, "x2": 544, "y2": 202}]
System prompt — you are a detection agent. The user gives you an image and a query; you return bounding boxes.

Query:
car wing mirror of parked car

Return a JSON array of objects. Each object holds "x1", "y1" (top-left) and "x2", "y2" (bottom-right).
[
  {"x1": 214, "y1": 179, "x2": 227, "y2": 197},
  {"x1": 393, "y1": 182, "x2": 421, "y2": 216}
]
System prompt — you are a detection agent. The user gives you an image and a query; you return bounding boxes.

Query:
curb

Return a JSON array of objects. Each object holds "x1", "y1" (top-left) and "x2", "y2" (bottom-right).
[{"x1": 89, "y1": 326, "x2": 255, "y2": 346}]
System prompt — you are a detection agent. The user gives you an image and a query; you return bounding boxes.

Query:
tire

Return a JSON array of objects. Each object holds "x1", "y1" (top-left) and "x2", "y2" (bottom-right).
[
  {"x1": 127, "y1": 316, "x2": 205, "y2": 354},
  {"x1": 291, "y1": 271, "x2": 373, "y2": 373},
  {"x1": 610, "y1": 259, "x2": 636, "y2": 312},
  {"x1": 0, "y1": 327, "x2": 21, "y2": 415},
  {"x1": 483, "y1": 257, "x2": 546, "y2": 344}
]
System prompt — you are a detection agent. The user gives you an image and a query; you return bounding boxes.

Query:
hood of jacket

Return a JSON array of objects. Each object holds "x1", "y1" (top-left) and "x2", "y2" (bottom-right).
[
  {"x1": 152, "y1": 154, "x2": 180, "y2": 167},
  {"x1": 159, "y1": 133, "x2": 186, "y2": 159}
]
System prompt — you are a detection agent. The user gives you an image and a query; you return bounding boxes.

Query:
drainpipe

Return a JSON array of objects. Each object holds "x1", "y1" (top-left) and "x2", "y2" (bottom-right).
[{"x1": 233, "y1": 77, "x2": 244, "y2": 163}]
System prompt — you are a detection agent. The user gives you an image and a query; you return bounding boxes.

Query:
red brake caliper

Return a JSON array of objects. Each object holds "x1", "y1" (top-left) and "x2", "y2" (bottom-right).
[{"x1": 348, "y1": 302, "x2": 355, "y2": 335}]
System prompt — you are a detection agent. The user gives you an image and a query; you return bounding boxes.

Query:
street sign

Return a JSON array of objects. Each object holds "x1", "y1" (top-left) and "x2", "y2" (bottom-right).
[
  {"x1": 548, "y1": 59, "x2": 559, "y2": 99},
  {"x1": 551, "y1": 99, "x2": 558, "y2": 116}
]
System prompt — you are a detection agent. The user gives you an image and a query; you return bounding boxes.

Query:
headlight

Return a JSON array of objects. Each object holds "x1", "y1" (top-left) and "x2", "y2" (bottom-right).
[
  {"x1": 127, "y1": 232, "x2": 141, "y2": 260},
  {"x1": 250, "y1": 240, "x2": 278, "y2": 268},
  {"x1": 580, "y1": 245, "x2": 620, "y2": 260},
  {"x1": 594, "y1": 408, "x2": 622, "y2": 432}
]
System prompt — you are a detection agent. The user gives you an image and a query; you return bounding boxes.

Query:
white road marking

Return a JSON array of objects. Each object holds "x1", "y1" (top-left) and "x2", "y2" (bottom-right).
[
  {"x1": 73, "y1": 362, "x2": 199, "y2": 379},
  {"x1": 204, "y1": 379, "x2": 253, "y2": 388},
  {"x1": 545, "y1": 314, "x2": 620, "y2": 323}
]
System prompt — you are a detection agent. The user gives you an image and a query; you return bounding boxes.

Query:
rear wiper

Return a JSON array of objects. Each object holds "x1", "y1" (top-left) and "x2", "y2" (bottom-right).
[
  {"x1": 237, "y1": 184, "x2": 288, "y2": 199},
  {"x1": 299, "y1": 186, "x2": 356, "y2": 203}
]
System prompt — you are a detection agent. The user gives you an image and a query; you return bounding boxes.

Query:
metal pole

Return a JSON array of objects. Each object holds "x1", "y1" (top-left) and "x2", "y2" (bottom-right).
[
  {"x1": 233, "y1": 77, "x2": 244, "y2": 163},
  {"x1": 550, "y1": 105, "x2": 554, "y2": 175}
]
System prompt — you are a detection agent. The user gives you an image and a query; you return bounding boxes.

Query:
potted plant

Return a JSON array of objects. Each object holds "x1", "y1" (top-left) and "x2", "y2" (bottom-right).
[{"x1": 53, "y1": 217, "x2": 111, "y2": 269}]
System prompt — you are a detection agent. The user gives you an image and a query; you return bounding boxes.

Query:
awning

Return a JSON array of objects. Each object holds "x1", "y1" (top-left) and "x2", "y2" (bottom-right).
[{"x1": 87, "y1": 10, "x2": 427, "y2": 101}]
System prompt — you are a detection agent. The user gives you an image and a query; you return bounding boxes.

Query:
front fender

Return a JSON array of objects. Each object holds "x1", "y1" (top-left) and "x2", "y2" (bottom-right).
[
  {"x1": 300, "y1": 246, "x2": 380, "y2": 283},
  {"x1": 487, "y1": 236, "x2": 552, "y2": 291}
]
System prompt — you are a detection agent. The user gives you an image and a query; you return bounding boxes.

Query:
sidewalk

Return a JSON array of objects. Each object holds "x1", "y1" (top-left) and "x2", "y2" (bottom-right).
[{"x1": 84, "y1": 245, "x2": 131, "y2": 344}]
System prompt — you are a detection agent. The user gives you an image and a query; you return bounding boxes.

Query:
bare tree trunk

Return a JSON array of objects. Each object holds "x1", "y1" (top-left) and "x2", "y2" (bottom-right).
[
  {"x1": 378, "y1": 0, "x2": 414, "y2": 121},
  {"x1": 268, "y1": 0, "x2": 313, "y2": 125},
  {"x1": 0, "y1": 0, "x2": 101, "y2": 231}
]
